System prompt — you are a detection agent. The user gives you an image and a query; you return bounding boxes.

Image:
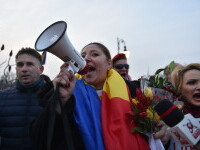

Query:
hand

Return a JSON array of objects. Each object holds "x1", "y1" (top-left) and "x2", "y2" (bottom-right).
[
  {"x1": 154, "y1": 120, "x2": 170, "y2": 145},
  {"x1": 53, "y1": 63, "x2": 76, "y2": 106}
]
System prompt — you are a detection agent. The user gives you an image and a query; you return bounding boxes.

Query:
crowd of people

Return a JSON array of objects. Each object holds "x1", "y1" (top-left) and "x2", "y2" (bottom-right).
[{"x1": 0, "y1": 43, "x2": 199, "y2": 150}]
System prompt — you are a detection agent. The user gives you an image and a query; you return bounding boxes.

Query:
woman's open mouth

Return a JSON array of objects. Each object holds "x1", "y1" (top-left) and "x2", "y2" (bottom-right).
[
  {"x1": 193, "y1": 93, "x2": 200, "y2": 99},
  {"x1": 89, "y1": 66, "x2": 95, "y2": 72}
]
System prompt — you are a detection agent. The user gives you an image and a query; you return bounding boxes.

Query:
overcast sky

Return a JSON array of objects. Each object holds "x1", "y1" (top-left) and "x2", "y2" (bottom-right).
[{"x1": 0, "y1": 0, "x2": 200, "y2": 80}]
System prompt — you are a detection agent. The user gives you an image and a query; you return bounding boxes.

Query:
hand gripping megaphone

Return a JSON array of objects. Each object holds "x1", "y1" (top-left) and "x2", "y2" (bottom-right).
[{"x1": 35, "y1": 21, "x2": 89, "y2": 75}]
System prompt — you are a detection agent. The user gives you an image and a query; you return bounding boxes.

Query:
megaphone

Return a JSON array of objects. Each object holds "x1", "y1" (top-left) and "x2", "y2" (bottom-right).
[{"x1": 35, "y1": 21, "x2": 89, "y2": 74}]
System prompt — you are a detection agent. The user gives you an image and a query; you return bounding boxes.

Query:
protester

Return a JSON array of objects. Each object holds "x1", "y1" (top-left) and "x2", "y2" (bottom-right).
[
  {"x1": 31, "y1": 42, "x2": 168, "y2": 150},
  {"x1": 31, "y1": 42, "x2": 149, "y2": 150},
  {"x1": 164, "y1": 61, "x2": 181, "y2": 83},
  {"x1": 168, "y1": 63, "x2": 200, "y2": 150},
  {"x1": 0, "y1": 47, "x2": 50, "y2": 150},
  {"x1": 112, "y1": 53, "x2": 132, "y2": 80}
]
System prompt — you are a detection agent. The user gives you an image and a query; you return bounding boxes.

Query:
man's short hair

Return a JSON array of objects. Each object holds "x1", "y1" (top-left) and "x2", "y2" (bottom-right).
[
  {"x1": 15, "y1": 47, "x2": 42, "y2": 65},
  {"x1": 112, "y1": 53, "x2": 127, "y2": 65}
]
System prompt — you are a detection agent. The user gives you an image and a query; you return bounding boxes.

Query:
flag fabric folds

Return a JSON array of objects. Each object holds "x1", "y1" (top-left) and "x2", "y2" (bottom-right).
[
  {"x1": 73, "y1": 79, "x2": 105, "y2": 150},
  {"x1": 101, "y1": 69, "x2": 150, "y2": 150},
  {"x1": 73, "y1": 69, "x2": 150, "y2": 150}
]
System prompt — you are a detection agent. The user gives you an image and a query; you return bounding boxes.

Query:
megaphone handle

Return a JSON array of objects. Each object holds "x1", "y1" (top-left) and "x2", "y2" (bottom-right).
[
  {"x1": 66, "y1": 61, "x2": 79, "y2": 74},
  {"x1": 67, "y1": 64, "x2": 74, "y2": 73}
]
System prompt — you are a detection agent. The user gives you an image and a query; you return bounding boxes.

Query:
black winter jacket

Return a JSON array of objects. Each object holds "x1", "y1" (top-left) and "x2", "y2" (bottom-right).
[
  {"x1": 30, "y1": 82, "x2": 84, "y2": 150},
  {"x1": 0, "y1": 77, "x2": 46, "y2": 150},
  {"x1": 30, "y1": 79, "x2": 140, "y2": 150}
]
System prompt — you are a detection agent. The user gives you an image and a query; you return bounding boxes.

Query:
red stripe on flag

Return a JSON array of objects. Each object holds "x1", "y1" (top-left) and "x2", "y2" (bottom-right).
[{"x1": 101, "y1": 92, "x2": 150, "y2": 150}]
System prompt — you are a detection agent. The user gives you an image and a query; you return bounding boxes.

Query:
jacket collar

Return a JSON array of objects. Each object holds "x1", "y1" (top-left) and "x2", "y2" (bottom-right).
[{"x1": 16, "y1": 76, "x2": 44, "y2": 92}]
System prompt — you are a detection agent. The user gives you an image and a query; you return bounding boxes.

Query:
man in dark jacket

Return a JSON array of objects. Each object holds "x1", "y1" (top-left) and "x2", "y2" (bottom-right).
[{"x1": 0, "y1": 47, "x2": 49, "y2": 150}]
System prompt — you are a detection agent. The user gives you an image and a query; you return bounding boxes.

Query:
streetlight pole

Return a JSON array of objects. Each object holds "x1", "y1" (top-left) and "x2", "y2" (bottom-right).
[
  {"x1": 117, "y1": 37, "x2": 120, "y2": 54},
  {"x1": 117, "y1": 37, "x2": 130, "y2": 57}
]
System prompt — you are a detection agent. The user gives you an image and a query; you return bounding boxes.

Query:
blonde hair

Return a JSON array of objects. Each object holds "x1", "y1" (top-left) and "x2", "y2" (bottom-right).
[{"x1": 171, "y1": 63, "x2": 200, "y2": 95}]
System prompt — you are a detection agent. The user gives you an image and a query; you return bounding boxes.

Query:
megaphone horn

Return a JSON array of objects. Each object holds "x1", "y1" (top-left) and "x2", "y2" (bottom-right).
[{"x1": 35, "y1": 21, "x2": 89, "y2": 74}]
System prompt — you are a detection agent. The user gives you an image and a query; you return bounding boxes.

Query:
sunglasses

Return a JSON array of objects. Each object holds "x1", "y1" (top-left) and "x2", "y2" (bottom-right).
[{"x1": 114, "y1": 64, "x2": 129, "y2": 69}]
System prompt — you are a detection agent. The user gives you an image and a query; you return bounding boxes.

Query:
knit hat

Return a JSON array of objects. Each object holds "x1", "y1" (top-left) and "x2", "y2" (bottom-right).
[{"x1": 112, "y1": 53, "x2": 127, "y2": 65}]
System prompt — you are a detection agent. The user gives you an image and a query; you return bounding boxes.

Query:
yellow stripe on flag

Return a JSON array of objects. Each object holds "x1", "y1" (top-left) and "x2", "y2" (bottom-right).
[{"x1": 103, "y1": 69, "x2": 129, "y2": 101}]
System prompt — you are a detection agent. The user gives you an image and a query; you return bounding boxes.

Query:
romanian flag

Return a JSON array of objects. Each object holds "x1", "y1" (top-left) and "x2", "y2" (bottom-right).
[
  {"x1": 73, "y1": 79, "x2": 105, "y2": 150},
  {"x1": 73, "y1": 69, "x2": 150, "y2": 150},
  {"x1": 101, "y1": 69, "x2": 150, "y2": 150},
  {"x1": 41, "y1": 51, "x2": 47, "y2": 65}
]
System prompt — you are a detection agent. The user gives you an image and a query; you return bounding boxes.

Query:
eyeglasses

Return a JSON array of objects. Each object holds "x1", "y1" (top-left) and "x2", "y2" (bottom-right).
[{"x1": 114, "y1": 64, "x2": 129, "y2": 69}]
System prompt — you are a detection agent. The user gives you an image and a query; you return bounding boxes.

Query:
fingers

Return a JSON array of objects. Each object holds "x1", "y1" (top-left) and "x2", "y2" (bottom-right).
[
  {"x1": 156, "y1": 120, "x2": 165, "y2": 127},
  {"x1": 154, "y1": 120, "x2": 170, "y2": 144},
  {"x1": 57, "y1": 70, "x2": 71, "y2": 87},
  {"x1": 53, "y1": 63, "x2": 75, "y2": 88},
  {"x1": 53, "y1": 63, "x2": 76, "y2": 106},
  {"x1": 60, "y1": 63, "x2": 69, "y2": 69},
  {"x1": 154, "y1": 121, "x2": 166, "y2": 138}
]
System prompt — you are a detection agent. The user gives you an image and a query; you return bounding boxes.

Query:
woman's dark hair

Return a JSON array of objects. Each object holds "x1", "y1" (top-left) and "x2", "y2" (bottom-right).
[
  {"x1": 81, "y1": 42, "x2": 111, "y2": 60},
  {"x1": 16, "y1": 47, "x2": 42, "y2": 65}
]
